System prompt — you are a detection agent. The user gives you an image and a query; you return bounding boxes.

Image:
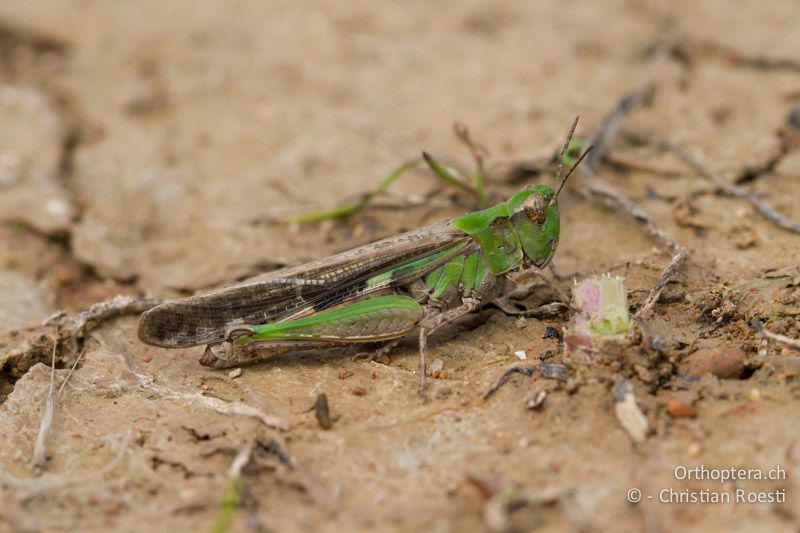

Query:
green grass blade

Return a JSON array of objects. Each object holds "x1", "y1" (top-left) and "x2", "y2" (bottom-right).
[
  {"x1": 422, "y1": 151, "x2": 480, "y2": 198},
  {"x1": 289, "y1": 158, "x2": 420, "y2": 224},
  {"x1": 211, "y1": 478, "x2": 242, "y2": 533},
  {"x1": 472, "y1": 165, "x2": 489, "y2": 208},
  {"x1": 452, "y1": 123, "x2": 490, "y2": 208}
]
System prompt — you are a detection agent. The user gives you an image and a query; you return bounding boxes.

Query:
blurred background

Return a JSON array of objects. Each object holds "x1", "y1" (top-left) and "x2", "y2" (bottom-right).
[
  {"x1": 2, "y1": 0, "x2": 796, "y2": 295},
  {"x1": 1, "y1": 1, "x2": 799, "y2": 531}
]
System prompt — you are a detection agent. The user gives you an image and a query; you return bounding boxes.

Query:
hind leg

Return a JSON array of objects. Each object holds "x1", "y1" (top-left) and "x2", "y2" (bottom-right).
[
  {"x1": 417, "y1": 298, "x2": 481, "y2": 397},
  {"x1": 200, "y1": 340, "x2": 339, "y2": 368},
  {"x1": 203, "y1": 295, "x2": 423, "y2": 368}
]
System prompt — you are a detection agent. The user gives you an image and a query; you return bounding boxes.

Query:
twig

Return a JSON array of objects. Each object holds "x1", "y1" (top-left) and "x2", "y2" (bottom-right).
[
  {"x1": 582, "y1": 90, "x2": 687, "y2": 316},
  {"x1": 227, "y1": 441, "x2": 254, "y2": 478},
  {"x1": 31, "y1": 343, "x2": 85, "y2": 473},
  {"x1": 482, "y1": 363, "x2": 568, "y2": 401},
  {"x1": 752, "y1": 320, "x2": 800, "y2": 350},
  {"x1": 3, "y1": 431, "x2": 134, "y2": 499},
  {"x1": 584, "y1": 90, "x2": 651, "y2": 169},
  {"x1": 604, "y1": 150, "x2": 685, "y2": 176},
  {"x1": 288, "y1": 158, "x2": 421, "y2": 223},
  {"x1": 133, "y1": 372, "x2": 290, "y2": 431},
  {"x1": 31, "y1": 342, "x2": 59, "y2": 473},
  {"x1": 62, "y1": 295, "x2": 163, "y2": 339},
  {"x1": 9, "y1": 296, "x2": 162, "y2": 377},
  {"x1": 659, "y1": 140, "x2": 800, "y2": 234},
  {"x1": 454, "y1": 122, "x2": 490, "y2": 207},
  {"x1": 675, "y1": 40, "x2": 800, "y2": 74},
  {"x1": 483, "y1": 366, "x2": 536, "y2": 400}
]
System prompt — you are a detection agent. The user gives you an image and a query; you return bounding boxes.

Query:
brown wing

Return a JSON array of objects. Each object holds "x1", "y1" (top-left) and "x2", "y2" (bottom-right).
[{"x1": 138, "y1": 221, "x2": 470, "y2": 347}]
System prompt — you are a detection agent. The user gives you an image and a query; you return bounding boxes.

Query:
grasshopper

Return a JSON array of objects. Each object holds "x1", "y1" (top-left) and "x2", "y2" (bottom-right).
[{"x1": 138, "y1": 122, "x2": 590, "y2": 394}]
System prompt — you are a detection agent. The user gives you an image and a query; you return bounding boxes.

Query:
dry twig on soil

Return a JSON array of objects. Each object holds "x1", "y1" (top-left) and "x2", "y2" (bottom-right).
[
  {"x1": 132, "y1": 372, "x2": 291, "y2": 431},
  {"x1": 483, "y1": 363, "x2": 567, "y2": 400},
  {"x1": 581, "y1": 90, "x2": 688, "y2": 317},
  {"x1": 2, "y1": 431, "x2": 135, "y2": 499},
  {"x1": 31, "y1": 345, "x2": 85, "y2": 473},
  {"x1": 10, "y1": 296, "x2": 163, "y2": 374},
  {"x1": 657, "y1": 139, "x2": 800, "y2": 234},
  {"x1": 58, "y1": 295, "x2": 163, "y2": 340},
  {"x1": 752, "y1": 320, "x2": 800, "y2": 350}
]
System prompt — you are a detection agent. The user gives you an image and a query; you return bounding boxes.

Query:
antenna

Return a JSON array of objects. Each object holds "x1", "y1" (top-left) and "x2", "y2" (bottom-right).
[
  {"x1": 554, "y1": 116, "x2": 579, "y2": 187},
  {"x1": 555, "y1": 144, "x2": 593, "y2": 198},
  {"x1": 553, "y1": 116, "x2": 593, "y2": 198}
]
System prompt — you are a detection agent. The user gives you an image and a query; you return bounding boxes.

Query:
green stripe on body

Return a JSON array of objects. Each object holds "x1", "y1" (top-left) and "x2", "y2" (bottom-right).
[
  {"x1": 429, "y1": 256, "x2": 465, "y2": 300},
  {"x1": 239, "y1": 295, "x2": 423, "y2": 342},
  {"x1": 365, "y1": 241, "x2": 468, "y2": 288}
]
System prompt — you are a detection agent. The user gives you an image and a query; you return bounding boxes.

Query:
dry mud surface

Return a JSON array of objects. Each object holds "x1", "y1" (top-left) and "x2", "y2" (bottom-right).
[{"x1": 1, "y1": 1, "x2": 800, "y2": 531}]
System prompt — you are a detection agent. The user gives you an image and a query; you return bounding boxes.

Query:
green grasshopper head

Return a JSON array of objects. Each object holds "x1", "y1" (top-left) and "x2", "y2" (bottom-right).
[
  {"x1": 500, "y1": 134, "x2": 590, "y2": 271},
  {"x1": 451, "y1": 185, "x2": 559, "y2": 275},
  {"x1": 451, "y1": 124, "x2": 588, "y2": 276},
  {"x1": 510, "y1": 185, "x2": 560, "y2": 268}
]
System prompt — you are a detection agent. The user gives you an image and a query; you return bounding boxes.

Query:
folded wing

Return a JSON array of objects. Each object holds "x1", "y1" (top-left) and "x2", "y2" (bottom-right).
[{"x1": 138, "y1": 222, "x2": 470, "y2": 347}]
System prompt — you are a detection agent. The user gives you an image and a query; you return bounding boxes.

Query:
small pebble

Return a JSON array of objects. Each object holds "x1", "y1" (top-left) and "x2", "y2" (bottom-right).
[
  {"x1": 351, "y1": 386, "x2": 366, "y2": 396},
  {"x1": 314, "y1": 393, "x2": 332, "y2": 429},
  {"x1": 758, "y1": 338, "x2": 768, "y2": 357},
  {"x1": 514, "y1": 350, "x2": 527, "y2": 361},
  {"x1": 430, "y1": 358, "x2": 444, "y2": 379},
  {"x1": 614, "y1": 380, "x2": 649, "y2": 443},
  {"x1": 543, "y1": 326, "x2": 562, "y2": 341},
  {"x1": 748, "y1": 388, "x2": 760, "y2": 402},
  {"x1": 374, "y1": 354, "x2": 391, "y2": 365},
  {"x1": 667, "y1": 398, "x2": 696, "y2": 417},
  {"x1": 678, "y1": 346, "x2": 745, "y2": 379},
  {"x1": 515, "y1": 316, "x2": 528, "y2": 329},
  {"x1": 735, "y1": 232, "x2": 758, "y2": 249},
  {"x1": 526, "y1": 390, "x2": 547, "y2": 410},
  {"x1": 540, "y1": 362, "x2": 568, "y2": 382},
  {"x1": 688, "y1": 442, "x2": 701, "y2": 458},
  {"x1": 228, "y1": 368, "x2": 242, "y2": 379}
]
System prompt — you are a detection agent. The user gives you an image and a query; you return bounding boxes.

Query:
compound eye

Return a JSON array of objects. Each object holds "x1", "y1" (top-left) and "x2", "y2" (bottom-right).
[{"x1": 523, "y1": 194, "x2": 548, "y2": 225}]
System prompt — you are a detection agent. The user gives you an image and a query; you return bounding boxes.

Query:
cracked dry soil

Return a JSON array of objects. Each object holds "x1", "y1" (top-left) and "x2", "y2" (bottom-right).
[{"x1": 1, "y1": 1, "x2": 800, "y2": 531}]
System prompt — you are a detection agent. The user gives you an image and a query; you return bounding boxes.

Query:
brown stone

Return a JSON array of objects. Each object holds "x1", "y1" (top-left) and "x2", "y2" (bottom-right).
[
  {"x1": 667, "y1": 399, "x2": 697, "y2": 417},
  {"x1": 678, "y1": 346, "x2": 745, "y2": 379}
]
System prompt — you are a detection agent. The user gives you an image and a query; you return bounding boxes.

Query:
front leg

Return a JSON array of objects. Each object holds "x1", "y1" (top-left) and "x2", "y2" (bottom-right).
[
  {"x1": 509, "y1": 264, "x2": 571, "y2": 304},
  {"x1": 417, "y1": 298, "x2": 481, "y2": 396}
]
